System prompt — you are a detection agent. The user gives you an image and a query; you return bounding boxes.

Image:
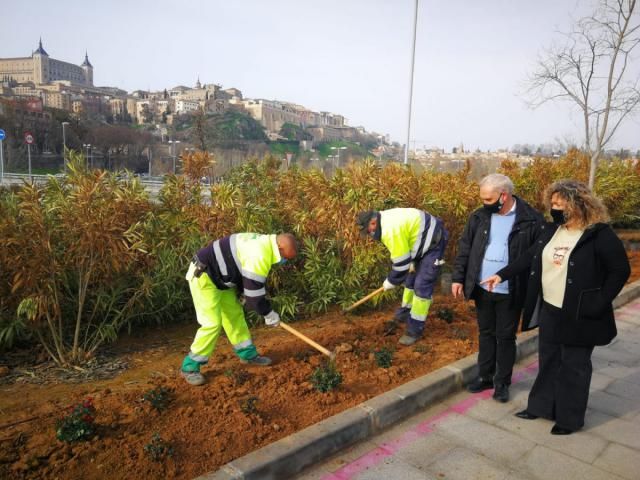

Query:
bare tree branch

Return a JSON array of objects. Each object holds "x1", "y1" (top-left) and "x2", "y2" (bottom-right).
[{"x1": 524, "y1": 0, "x2": 639, "y2": 188}]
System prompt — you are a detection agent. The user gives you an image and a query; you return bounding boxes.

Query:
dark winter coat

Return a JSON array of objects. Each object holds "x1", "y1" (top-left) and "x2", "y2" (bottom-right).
[
  {"x1": 497, "y1": 223, "x2": 630, "y2": 346},
  {"x1": 452, "y1": 196, "x2": 543, "y2": 318}
]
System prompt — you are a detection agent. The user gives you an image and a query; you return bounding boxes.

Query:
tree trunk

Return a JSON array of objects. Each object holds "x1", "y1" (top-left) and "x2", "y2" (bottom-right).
[{"x1": 588, "y1": 150, "x2": 600, "y2": 190}]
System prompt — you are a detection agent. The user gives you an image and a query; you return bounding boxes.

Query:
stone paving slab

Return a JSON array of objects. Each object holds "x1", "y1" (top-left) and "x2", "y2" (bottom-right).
[
  {"x1": 593, "y1": 442, "x2": 640, "y2": 480},
  {"x1": 516, "y1": 445, "x2": 624, "y2": 480}
]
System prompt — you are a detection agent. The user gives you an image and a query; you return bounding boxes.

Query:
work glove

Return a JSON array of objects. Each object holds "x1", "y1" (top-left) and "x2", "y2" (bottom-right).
[
  {"x1": 264, "y1": 310, "x2": 280, "y2": 327},
  {"x1": 382, "y1": 279, "x2": 396, "y2": 291}
]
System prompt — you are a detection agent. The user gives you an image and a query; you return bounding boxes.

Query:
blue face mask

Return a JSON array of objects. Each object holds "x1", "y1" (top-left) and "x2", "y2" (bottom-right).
[{"x1": 276, "y1": 258, "x2": 288, "y2": 266}]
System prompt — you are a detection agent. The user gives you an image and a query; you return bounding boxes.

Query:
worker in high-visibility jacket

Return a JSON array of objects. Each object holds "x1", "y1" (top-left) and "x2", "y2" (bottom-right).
[
  {"x1": 357, "y1": 208, "x2": 448, "y2": 345},
  {"x1": 180, "y1": 232, "x2": 298, "y2": 385}
]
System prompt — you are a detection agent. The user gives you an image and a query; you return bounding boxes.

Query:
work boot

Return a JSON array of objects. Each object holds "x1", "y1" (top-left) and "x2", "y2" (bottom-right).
[
  {"x1": 240, "y1": 355, "x2": 272, "y2": 366},
  {"x1": 492, "y1": 383, "x2": 509, "y2": 403},
  {"x1": 181, "y1": 370, "x2": 206, "y2": 386},
  {"x1": 399, "y1": 334, "x2": 418, "y2": 346},
  {"x1": 466, "y1": 377, "x2": 493, "y2": 393}
]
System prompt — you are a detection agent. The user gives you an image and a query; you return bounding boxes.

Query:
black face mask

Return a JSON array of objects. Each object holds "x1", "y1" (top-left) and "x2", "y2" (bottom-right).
[
  {"x1": 483, "y1": 196, "x2": 503, "y2": 214},
  {"x1": 550, "y1": 208, "x2": 566, "y2": 225}
]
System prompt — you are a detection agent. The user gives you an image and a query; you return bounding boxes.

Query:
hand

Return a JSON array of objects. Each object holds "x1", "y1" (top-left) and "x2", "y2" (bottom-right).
[
  {"x1": 480, "y1": 275, "x2": 503, "y2": 292},
  {"x1": 382, "y1": 279, "x2": 396, "y2": 291},
  {"x1": 451, "y1": 282, "x2": 464, "y2": 299},
  {"x1": 264, "y1": 310, "x2": 280, "y2": 327}
]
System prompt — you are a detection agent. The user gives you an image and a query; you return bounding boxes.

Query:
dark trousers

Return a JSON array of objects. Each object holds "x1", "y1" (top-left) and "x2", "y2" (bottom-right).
[
  {"x1": 527, "y1": 302, "x2": 594, "y2": 431},
  {"x1": 474, "y1": 287, "x2": 520, "y2": 385}
]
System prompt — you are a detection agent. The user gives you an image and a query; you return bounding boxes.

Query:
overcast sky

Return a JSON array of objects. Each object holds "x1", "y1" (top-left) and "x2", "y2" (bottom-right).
[{"x1": 2, "y1": 0, "x2": 639, "y2": 151}]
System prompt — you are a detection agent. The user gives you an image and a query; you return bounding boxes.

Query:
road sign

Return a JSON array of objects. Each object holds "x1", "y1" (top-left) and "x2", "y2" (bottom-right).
[
  {"x1": 24, "y1": 131, "x2": 34, "y2": 145},
  {"x1": 0, "y1": 129, "x2": 5, "y2": 141}
]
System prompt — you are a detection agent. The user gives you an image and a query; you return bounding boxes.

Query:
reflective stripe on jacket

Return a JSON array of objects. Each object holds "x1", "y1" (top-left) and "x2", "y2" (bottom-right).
[
  {"x1": 196, "y1": 233, "x2": 281, "y2": 316},
  {"x1": 380, "y1": 208, "x2": 439, "y2": 285}
]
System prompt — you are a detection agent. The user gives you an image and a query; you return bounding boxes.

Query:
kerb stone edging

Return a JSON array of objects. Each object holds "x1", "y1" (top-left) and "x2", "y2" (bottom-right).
[{"x1": 196, "y1": 279, "x2": 640, "y2": 480}]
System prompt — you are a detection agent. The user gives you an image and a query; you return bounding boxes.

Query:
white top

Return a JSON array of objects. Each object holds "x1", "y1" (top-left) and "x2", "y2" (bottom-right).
[{"x1": 541, "y1": 226, "x2": 585, "y2": 308}]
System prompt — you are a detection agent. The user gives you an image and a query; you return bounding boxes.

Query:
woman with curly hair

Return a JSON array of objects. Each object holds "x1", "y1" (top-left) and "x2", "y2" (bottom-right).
[{"x1": 481, "y1": 179, "x2": 630, "y2": 435}]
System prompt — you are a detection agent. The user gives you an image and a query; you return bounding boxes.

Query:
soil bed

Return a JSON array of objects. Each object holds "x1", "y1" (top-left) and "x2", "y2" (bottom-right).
[
  {"x1": 1, "y1": 248, "x2": 638, "y2": 480},
  {"x1": 0, "y1": 294, "x2": 477, "y2": 480}
]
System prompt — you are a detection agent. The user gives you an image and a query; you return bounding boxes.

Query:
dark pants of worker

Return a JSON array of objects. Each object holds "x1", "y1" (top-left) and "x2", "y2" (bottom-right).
[
  {"x1": 473, "y1": 287, "x2": 520, "y2": 386},
  {"x1": 527, "y1": 301, "x2": 594, "y2": 431},
  {"x1": 397, "y1": 222, "x2": 449, "y2": 337}
]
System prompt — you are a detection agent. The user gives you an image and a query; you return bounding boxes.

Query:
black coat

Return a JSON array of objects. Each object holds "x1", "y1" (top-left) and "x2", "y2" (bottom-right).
[
  {"x1": 452, "y1": 197, "x2": 543, "y2": 314},
  {"x1": 498, "y1": 223, "x2": 630, "y2": 346}
]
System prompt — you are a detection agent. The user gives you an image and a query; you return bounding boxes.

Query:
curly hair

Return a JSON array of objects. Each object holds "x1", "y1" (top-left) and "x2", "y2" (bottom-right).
[{"x1": 543, "y1": 179, "x2": 609, "y2": 228}]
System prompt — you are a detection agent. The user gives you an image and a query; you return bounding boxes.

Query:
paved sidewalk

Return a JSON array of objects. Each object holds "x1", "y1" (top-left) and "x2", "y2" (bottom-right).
[{"x1": 295, "y1": 298, "x2": 640, "y2": 480}]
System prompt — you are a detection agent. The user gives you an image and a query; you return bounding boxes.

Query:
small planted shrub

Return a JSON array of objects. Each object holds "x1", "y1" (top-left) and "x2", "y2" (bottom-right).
[
  {"x1": 142, "y1": 386, "x2": 172, "y2": 412},
  {"x1": 239, "y1": 396, "x2": 259, "y2": 415},
  {"x1": 144, "y1": 433, "x2": 174, "y2": 462},
  {"x1": 294, "y1": 350, "x2": 312, "y2": 362},
  {"x1": 310, "y1": 361, "x2": 343, "y2": 393},
  {"x1": 451, "y1": 326, "x2": 469, "y2": 340},
  {"x1": 437, "y1": 308, "x2": 455, "y2": 324},
  {"x1": 413, "y1": 344, "x2": 431, "y2": 354},
  {"x1": 374, "y1": 347, "x2": 394, "y2": 369},
  {"x1": 382, "y1": 320, "x2": 398, "y2": 336},
  {"x1": 55, "y1": 397, "x2": 97, "y2": 442},
  {"x1": 223, "y1": 367, "x2": 251, "y2": 386}
]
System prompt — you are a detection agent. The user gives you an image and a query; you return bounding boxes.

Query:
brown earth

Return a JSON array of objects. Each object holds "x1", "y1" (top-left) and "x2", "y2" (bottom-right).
[
  {"x1": 1, "y1": 248, "x2": 638, "y2": 480},
  {"x1": 0, "y1": 294, "x2": 478, "y2": 480}
]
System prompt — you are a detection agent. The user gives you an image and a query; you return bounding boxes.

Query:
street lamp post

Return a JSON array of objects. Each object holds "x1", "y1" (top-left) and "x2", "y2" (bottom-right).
[
  {"x1": 62, "y1": 121, "x2": 69, "y2": 172},
  {"x1": 168, "y1": 140, "x2": 180, "y2": 174},
  {"x1": 82, "y1": 144, "x2": 91, "y2": 169},
  {"x1": 404, "y1": 0, "x2": 419, "y2": 165},
  {"x1": 330, "y1": 146, "x2": 347, "y2": 168}
]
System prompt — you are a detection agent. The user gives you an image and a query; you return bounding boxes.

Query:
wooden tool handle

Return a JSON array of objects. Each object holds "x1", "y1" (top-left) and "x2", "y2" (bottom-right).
[
  {"x1": 279, "y1": 322, "x2": 333, "y2": 358},
  {"x1": 343, "y1": 286, "x2": 385, "y2": 312}
]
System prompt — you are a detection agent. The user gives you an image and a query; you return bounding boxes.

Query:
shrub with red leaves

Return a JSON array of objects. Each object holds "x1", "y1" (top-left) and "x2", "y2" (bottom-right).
[{"x1": 55, "y1": 397, "x2": 97, "y2": 442}]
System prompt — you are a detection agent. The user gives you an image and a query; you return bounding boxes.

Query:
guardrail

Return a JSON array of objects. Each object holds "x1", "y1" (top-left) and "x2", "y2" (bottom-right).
[
  {"x1": 0, "y1": 173, "x2": 165, "y2": 185},
  {"x1": 0, "y1": 173, "x2": 211, "y2": 200}
]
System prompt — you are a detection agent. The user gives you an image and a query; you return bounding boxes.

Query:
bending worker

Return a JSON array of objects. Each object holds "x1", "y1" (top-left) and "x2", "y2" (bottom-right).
[
  {"x1": 357, "y1": 208, "x2": 448, "y2": 345},
  {"x1": 180, "y1": 232, "x2": 298, "y2": 386}
]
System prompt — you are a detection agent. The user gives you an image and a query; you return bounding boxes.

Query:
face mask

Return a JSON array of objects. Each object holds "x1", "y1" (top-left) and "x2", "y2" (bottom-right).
[
  {"x1": 276, "y1": 258, "x2": 288, "y2": 266},
  {"x1": 550, "y1": 208, "x2": 566, "y2": 225},
  {"x1": 483, "y1": 194, "x2": 503, "y2": 214}
]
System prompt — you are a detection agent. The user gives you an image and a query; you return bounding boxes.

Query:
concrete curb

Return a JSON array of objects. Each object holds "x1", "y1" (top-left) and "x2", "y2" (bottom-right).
[{"x1": 196, "y1": 279, "x2": 640, "y2": 480}]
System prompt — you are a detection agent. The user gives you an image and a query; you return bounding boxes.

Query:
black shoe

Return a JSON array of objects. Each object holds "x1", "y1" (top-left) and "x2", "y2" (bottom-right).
[
  {"x1": 466, "y1": 377, "x2": 494, "y2": 393},
  {"x1": 551, "y1": 424, "x2": 574, "y2": 435},
  {"x1": 515, "y1": 409, "x2": 538, "y2": 420},
  {"x1": 492, "y1": 384, "x2": 509, "y2": 403}
]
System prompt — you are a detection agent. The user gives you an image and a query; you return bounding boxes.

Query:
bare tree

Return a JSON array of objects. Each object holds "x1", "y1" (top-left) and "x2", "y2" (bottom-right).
[{"x1": 527, "y1": 0, "x2": 639, "y2": 188}]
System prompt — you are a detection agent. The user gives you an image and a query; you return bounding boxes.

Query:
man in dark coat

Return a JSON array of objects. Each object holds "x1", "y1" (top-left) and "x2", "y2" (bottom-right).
[{"x1": 452, "y1": 174, "x2": 543, "y2": 402}]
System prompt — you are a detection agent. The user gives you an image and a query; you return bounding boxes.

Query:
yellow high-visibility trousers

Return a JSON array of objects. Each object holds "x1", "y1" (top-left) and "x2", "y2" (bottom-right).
[{"x1": 186, "y1": 263, "x2": 257, "y2": 363}]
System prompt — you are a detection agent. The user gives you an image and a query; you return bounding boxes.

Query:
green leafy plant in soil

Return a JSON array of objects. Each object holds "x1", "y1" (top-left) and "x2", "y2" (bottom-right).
[
  {"x1": 374, "y1": 347, "x2": 394, "y2": 368},
  {"x1": 437, "y1": 307, "x2": 455, "y2": 324},
  {"x1": 239, "y1": 396, "x2": 259, "y2": 415},
  {"x1": 144, "y1": 433, "x2": 174, "y2": 462},
  {"x1": 310, "y1": 361, "x2": 343, "y2": 393},
  {"x1": 55, "y1": 397, "x2": 97, "y2": 442},
  {"x1": 142, "y1": 386, "x2": 172, "y2": 412}
]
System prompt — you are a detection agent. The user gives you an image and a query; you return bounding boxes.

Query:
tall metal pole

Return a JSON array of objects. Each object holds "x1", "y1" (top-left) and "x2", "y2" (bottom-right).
[
  {"x1": 62, "y1": 122, "x2": 68, "y2": 173},
  {"x1": 0, "y1": 139, "x2": 4, "y2": 184},
  {"x1": 28, "y1": 144, "x2": 32, "y2": 181},
  {"x1": 404, "y1": 0, "x2": 419, "y2": 165}
]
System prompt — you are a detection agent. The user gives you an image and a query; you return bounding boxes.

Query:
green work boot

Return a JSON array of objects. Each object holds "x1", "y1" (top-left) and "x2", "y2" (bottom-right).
[
  {"x1": 399, "y1": 334, "x2": 418, "y2": 346},
  {"x1": 240, "y1": 355, "x2": 272, "y2": 366},
  {"x1": 181, "y1": 370, "x2": 206, "y2": 386},
  {"x1": 181, "y1": 355, "x2": 206, "y2": 386}
]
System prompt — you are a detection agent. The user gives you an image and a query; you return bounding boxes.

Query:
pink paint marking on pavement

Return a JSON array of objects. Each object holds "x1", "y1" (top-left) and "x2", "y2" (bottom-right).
[{"x1": 321, "y1": 359, "x2": 539, "y2": 480}]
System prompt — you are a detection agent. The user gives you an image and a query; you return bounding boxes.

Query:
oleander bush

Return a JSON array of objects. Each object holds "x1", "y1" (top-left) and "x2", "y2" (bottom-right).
[{"x1": 1, "y1": 148, "x2": 637, "y2": 364}]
